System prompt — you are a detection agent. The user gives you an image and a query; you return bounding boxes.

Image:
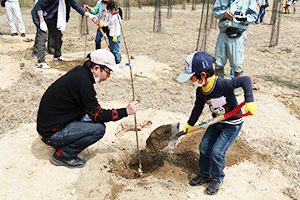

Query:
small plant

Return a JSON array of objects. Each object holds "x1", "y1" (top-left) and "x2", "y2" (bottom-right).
[{"x1": 136, "y1": 95, "x2": 141, "y2": 103}]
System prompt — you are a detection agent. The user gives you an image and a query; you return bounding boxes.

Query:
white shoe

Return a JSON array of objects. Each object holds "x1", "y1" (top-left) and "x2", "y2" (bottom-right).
[
  {"x1": 37, "y1": 63, "x2": 51, "y2": 69},
  {"x1": 53, "y1": 56, "x2": 69, "y2": 61}
]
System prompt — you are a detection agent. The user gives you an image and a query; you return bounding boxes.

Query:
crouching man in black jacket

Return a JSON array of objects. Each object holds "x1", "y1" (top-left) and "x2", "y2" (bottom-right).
[{"x1": 37, "y1": 49, "x2": 139, "y2": 168}]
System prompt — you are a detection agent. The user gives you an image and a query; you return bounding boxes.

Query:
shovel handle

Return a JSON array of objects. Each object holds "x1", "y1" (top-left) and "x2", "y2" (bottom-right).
[{"x1": 185, "y1": 101, "x2": 252, "y2": 134}]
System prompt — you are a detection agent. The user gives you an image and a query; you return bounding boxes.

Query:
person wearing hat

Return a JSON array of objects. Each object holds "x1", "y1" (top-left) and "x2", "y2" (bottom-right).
[
  {"x1": 212, "y1": 0, "x2": 257, "y2": 95},
  {"x1": 37, "y1": 49, "x2": 139, "y2": 168},
  {"x1": 177, "y1": 52, "x2": 257, "y2": 195}
]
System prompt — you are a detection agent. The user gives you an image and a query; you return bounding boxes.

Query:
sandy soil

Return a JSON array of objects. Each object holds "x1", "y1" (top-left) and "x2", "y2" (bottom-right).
[{"x1": 0, "y1": 2, "x2": 300, "y2": 200}]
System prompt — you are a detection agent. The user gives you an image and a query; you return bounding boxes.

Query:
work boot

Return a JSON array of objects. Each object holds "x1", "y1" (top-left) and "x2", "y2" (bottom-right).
[
  {"x1": 215, "y1": 68, "x2": 224, "y2": 78},
  {"x1": 50, "y1": 151, "x2": 86, "y2": 168},
  {"x1": 206, "y1": 180, "x2": 223, "y2": 195},
  {"x1": 189, "y1": 175, "x2": 211, "y2": 186}
]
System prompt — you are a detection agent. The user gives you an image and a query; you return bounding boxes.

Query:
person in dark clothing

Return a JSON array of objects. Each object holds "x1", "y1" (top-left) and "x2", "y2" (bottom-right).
[
  {"x1": 177, "y1": 52, "x2": 257, "y2": 195},
  {"x1": 37, "y1": 49, "x2": 139, "y2": 168},
  {"x1": 31, "y1": 0, "x2": 98, "y2": 69}
]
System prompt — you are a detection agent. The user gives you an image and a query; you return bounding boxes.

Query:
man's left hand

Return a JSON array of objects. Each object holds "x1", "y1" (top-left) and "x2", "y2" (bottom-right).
[{"x1": 126, "y1": 101, "x2": 139, "y2": 115}]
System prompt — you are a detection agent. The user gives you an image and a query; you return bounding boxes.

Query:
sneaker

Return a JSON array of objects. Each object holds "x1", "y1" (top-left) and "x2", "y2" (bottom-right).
[
  {"x1": 11, "y1": 33, "x2": 18, "y2": 36},
  {"x1": 234, "y1": 87, "x2": 242, "y2": 96},
  {"x1": 37, "y1": 63, "x2": 50, "y2": 69},
  {"x1": 0, "y1": 32, "x2": 3, "y2": 36},
  {"x1": 189, "y1": 175, "x2": 212, "y2": 186},
  {"x1": 31, "y1": 51, "x2": 37, "y2": 57},
  {"x1": 53, "y1": 56, "x2": 69, "y2": 61},
  {"x1": 254, "y1": 21, "x2": 259, "y2": 24},
  {"x1": 50, "y1": 152, "x2": 86, "y2": 168},
  {"x1": 47, "y1": 51, "x2": 54, "y2": 55},
  {"x1": 21, "y1": 33, "x2": 26, "y2": 37},
  {"x1": 206, "y1": 181, "x2": 223, "y2": 195}
]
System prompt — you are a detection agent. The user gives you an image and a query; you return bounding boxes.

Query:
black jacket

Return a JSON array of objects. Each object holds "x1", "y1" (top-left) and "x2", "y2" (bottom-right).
[
  {"x1": 37, "y1": 64, "x2": 127, "y2": 138},
  {"x1": 31, "y1": 0, "x2": 86, "y2": 26}
]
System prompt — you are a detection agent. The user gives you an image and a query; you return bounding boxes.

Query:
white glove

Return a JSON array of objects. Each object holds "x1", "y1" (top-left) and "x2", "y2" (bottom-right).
[
  {"x1": 40, "y1": 21, "x2": 48, "y2": 32},
  {"x1": 89, "y1": 14, "x2": 98, "y2": 24}
]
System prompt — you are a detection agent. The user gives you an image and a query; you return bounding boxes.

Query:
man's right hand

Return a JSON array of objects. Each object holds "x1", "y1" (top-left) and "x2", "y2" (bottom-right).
[
  {"x1": 40, "y1": 21, "x2": 48, "y2": 32},
  {"x1": 84, "y1": 4, "x2": 91, "y2": 11},
  {"x1": 126, "y1": 101, "x2": 139, "y2": 115},
  {"x1": 224, "y1": 10, "x2": 233, "y2": 19}
]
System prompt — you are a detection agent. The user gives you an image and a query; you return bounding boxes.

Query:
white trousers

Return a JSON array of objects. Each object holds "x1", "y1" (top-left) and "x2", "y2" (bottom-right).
[{"x1": 5, "y1": 1, "x2": 25, "y2": 34}]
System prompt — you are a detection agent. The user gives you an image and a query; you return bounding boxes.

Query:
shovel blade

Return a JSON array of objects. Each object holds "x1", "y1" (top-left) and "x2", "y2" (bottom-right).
[
  {"x1": 146, "y1": 123, "x2": 180, "y2": 152},
  {"x1": 162, "y1": 130, "x2": 184, "y2": 150}
]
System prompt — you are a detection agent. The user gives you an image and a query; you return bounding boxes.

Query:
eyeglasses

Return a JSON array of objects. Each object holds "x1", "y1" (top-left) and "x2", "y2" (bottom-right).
[{"x1": 103, "y1": 67, "x2": 112, "y2": 75}]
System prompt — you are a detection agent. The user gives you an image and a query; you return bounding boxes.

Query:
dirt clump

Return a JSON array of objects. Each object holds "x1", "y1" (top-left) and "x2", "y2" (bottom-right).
[{"x1": 146, "y1": 123, "x2": 181, "y2": 152}]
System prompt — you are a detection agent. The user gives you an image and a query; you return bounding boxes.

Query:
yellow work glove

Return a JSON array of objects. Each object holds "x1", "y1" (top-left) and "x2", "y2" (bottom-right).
[
  {"x1": 183, "y1": 124, "x2": 193, "y2": 136},
  {"x1": 245, "y1": 102, "x2": 257, "y2": 116},
  {"x1": 100, "y1": 23, "x2": 104, "y2": 28},
  {"x1": 112, "y1": 35, "x2": 117, "y2": 42}
]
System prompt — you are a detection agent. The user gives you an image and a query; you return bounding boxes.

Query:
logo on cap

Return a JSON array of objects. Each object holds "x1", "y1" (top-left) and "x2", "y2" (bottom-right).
[
  {"x1": 184, "y1": 60, "x2": 190, "y2": 71},
  {"x1": 202, "y1": 60, "x2": 209, "y2": 69}
]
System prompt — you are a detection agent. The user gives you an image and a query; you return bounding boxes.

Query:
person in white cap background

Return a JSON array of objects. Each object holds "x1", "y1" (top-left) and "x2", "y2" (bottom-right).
[
  {"x1": 4, "y1": 0, "x2": 26, "y2": 37},
  {"x1": 36, "y1": 49, "x2": 139, "y2": 168},
  {"x1": 31, "y1": 0, "x2": 100, "y2": 69},
  {"x1": 177, "y1": 51, "x2": 257, "y2": 195}
]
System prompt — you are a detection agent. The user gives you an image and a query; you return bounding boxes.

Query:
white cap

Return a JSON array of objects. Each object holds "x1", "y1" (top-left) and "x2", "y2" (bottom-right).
[{"x1": 90, "y1": 49, "x2": 122, "y2": 72}]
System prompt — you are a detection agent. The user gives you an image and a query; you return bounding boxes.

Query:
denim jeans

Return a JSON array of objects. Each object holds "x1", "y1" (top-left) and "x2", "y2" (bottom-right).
[
  {"x1": 108, "y1": 35, "x2": 121, "y2": 64},
  {"x1": 198, "y1": 122, "x2": 243, "y2": 182},
  {"x1": 256, "y1": 6, "x2": 266, "y2": 23},
  {"x1": 42, "y1": 121, "x2": 106, "y2": 158},
  {"x1": 95, "y1": 27, "x2": 109, "y2": 49}
]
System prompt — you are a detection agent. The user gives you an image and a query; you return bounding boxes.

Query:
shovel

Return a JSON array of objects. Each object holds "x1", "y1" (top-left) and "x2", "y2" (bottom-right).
[
  {"x1": 91, "y1": 16, "x2": 111, "y2": 51},
  {"x1": 162, "y1": 102, "x2": 252, "y2": 150}
]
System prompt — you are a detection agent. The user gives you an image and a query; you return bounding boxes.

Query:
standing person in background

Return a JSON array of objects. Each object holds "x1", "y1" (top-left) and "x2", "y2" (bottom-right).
[
  {"x1": 31, "y1": 0, "x2": 55, "y2": 57},
  {"x1": 212, "y1": 0, "x2": 257, "y2": 96},
  {"x1": 4, "y1": 0, "x2": 26, "y2": 37},
  {"x1": 254, "y1": 0, "x2": 269, "y2": 24},
  {"x1": 292, "y1": 0, "x2": 298, "y2": 14},
  {"x1": 284, "y1": 0, "x2": 292, "y2": 14},
  {"x1": 31, "y1": 0, "x2": 99, "y2": 69},
  {"x1": 84, "y1": 0, "x2": 111, "y2": 50},
  {"x1": 104, "y1": 1, "x2": 122, "y2": 64}
]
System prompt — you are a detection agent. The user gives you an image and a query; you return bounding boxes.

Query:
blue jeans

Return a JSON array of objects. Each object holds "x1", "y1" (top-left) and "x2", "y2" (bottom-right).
[
  {"x1": 95, "y1": 27, "x2": 109, "y2": 50},
  {"x1": 256, "y1": 6, "x2": 266, "y2": 23},
  {"x1": 198, "y1": 122, "x2": 243, "y2": 182},
  {"x1": 42, "y1": 121, "x2": 106, "y2": 158},
  {"x1": 109, "y1": 35, "x2": 121, "y2": 64}
]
